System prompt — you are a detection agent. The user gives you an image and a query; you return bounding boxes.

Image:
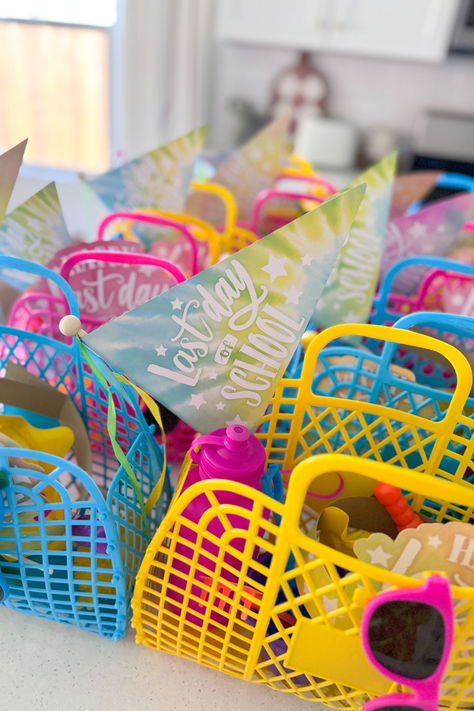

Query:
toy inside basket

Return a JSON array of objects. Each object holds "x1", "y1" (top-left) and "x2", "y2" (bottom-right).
[
  {"x1": 0, "y1": 257, "x2": 170, "y2": 639},
  {"x1": 132, "y1": 323, "x2": 474, "y2": 708}
]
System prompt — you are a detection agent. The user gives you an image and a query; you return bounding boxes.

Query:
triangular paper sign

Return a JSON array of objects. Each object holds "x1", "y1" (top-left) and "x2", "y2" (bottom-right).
[
  {"x1": 84, "y1": 127, "x2": 207, "y2": 214},
  {"x1": 0, "y1": 182, "x2": 71, "y2": 290},
  {"x1": 389, "y1": 170, "x2": 440, "y2": 220},
  {"x1": 381, "y1": 191, "x2": 474, "y2": 294},
  {"x1": 83, "y1": 185, "x2": 365, "y2": 433},
  {"x1": 313, "y1": 153, "x2": 397, "y2": 330},
  {"x1": 0, "y1": 139, "x2": 27, "y2": 225},
  {"x1": 186, "y1": 113, "x2": 292, "y2": 226}
]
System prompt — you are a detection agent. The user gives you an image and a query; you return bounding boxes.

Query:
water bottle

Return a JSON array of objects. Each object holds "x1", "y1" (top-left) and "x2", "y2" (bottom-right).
[{"x1": 168, "y1": 424, "x2": 269, "y2": 627}]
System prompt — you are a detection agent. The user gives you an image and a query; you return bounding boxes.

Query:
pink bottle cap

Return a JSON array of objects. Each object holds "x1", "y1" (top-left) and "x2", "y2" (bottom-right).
[{"x1": 190, "y1": 424, "x2": 266, "y2": 484}]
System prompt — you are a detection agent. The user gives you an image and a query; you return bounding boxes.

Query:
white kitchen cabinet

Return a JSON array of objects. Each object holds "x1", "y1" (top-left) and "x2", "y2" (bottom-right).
[
  {"x1": 215, "y1": 0, "x2": 329, "y2": 50},
  {"x1": 216, "y1": 0, "x2": 461, "y2": 62},
  {"x1": 324, "y1": 0, "x2": 460, "y2": 61}
]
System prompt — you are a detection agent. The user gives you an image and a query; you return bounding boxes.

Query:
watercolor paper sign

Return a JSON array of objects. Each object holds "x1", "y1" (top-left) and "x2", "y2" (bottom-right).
[
  {"x1": 186, "y1": 113, "x2": 292, "y2": 227},
  {"x1": 45, "y1": 240, "x2": 143, "y2": 278},
  {"x1": 149, "y1": 233, "x2": 210, "y2": 276},
  {"x1": 389, "y1": 171, "x2": 440, "y2": 220},
  {"x1": 0, "y1": 140, "x2": 27, "y2": 225},
  {"x1": 355, "y1": 522, "x2": 474, "y2": 588},
  {"x1": 83, "y1": 185, "x2": 365, "y2": 433},
  {"x1": 313, "y1": 153, "x2": 397, "y2": 330},
  {"x1": 381, "y1": 192, "x2": 474, "y2": 294},
  {"x1": 66, "y1": 258, "x2": 178, "y2": 321},
  {"x1": 84, "y1": 127, "x2": 207, "y2": 216},
  {"x1": 0, "y1": 182, "x2": 71, "y2": 291},
  {"x1": 439, "y1": 277, "x2": 474, "y2": 319},
  {"x1": 43, "y1": 240, "x2": 177, "y2": 320}
]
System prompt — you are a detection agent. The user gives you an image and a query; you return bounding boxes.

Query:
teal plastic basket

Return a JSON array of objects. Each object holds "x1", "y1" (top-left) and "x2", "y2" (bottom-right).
[
  {"x1": 370, "y1": 256, "x2": 474, "y2": 389},
  {"x1": 0, "y1": 256, "x2": 171, "y2": 639}
]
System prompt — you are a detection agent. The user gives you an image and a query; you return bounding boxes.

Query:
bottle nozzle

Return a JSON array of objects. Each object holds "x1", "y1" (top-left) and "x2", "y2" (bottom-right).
[
  {"x1": 190, "y1": 425, "x2": 265, "y2": 481},
  {"x1": 224, "y1": 424, "x2": 250, "y2": 451}
]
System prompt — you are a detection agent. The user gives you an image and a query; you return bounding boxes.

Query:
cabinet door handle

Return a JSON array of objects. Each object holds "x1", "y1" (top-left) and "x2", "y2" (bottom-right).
[
  {"x1": 313, "y1": 0, "x2": 331, "y2": 28},
  {"x1": 333, "y1": 0, "x2": 352, "y2": 30}
]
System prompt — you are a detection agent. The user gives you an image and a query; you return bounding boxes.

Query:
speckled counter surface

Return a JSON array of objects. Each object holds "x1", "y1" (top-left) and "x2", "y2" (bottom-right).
[{"x1": 0, "y1": 608, "x2": 327, "y2": 711}]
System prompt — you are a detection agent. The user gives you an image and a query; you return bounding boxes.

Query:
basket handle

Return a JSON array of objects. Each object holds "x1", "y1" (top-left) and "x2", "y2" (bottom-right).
[
  {"x1": 415, "y1": 263, "x2": 474, "y2": 311},
  {"x1": 250, "y1": 188, "x2": 323, "y2": 234},
  {"x1": 282, "y1": 453, "x2": 474, "y2": 541},
  {"x1": 374, "y1": 256, "x2": 474, "y2": 322},
  {"x1": 394, "y1": 310, "x2": 474, "y2": 335},
  {"x1": 59, "y1": 249, "x2": 186, "y2": 285},
  {"x1": 138, "y1": 207, "x2": 222, "y2": 266},
  {"x1": 275, "y1": 172, "x2": 338, "y2": 195},
  {"x1": 0, "y1": 255, "x2": 79, "y2": 317},
  {"x1": 407, "y1": 172, "x2": 474, "y2": 214},
  {"x1": 96, "y1": 211, "x2": 199, "y2": 275},
  {"x1": 301, "y1": 322, "x2": 473, "y2": 416},
  {"x1": 189, "y1": 181, "x2": 237, "y2": 249}
]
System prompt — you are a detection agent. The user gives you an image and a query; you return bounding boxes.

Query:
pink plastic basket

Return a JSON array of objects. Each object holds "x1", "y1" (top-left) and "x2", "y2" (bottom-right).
[{"x1": 7, "y1": 249, "x2": 195, "y2": 463}]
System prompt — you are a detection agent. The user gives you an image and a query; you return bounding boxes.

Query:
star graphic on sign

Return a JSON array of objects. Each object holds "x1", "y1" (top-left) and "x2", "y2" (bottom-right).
[
  {"x1": 366, "y1": 545, "x2": 393, "y2": 567},
  {"x1": 301, "y1": 254, "x2": 313, "y2": 266},
  {"x1": 341, "y1": 310, "x2": 361, "y2": 324},
  {"x1": 408, "y1": 221, "x2": 428, "y2": 239},
  {"x1": 216, "y1": 402, "x2": 225, "y2": 411},
  {"x1": 285, "y1": 286, "x2": 302, "y2": 305},
  {"x1": 225, "y1": 414, "x2": 248, "y2": 427},
  {"x1": 155, "y1": 345, "x2": 167, "y2": 356},
  {"x1": 428, "y1": 535, "x2": 442, "y2": 548},
  {"x1": 261, "y1": 254, "x2": 287, "y2": 282},
  {"x1": 208, "y1": 367, "x2": 218, "y2": 380},
  {"x1": 171, "y1": 297, "x2": 183, "y2": 311},
  {"x1": 420, "y1": 241, "x2": 434, "y2": 253},
  {"x1": 450, "y1": 293, "x2": 464, "y2": 307},
  {"x1": 190, "y1": 393, "x2": 206, "y2": 410}
]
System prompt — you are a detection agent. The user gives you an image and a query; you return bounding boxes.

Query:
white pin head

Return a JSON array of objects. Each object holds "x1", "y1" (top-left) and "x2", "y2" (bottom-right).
[{"x1": 59, "y1": 315, "x2": 86, "y2": 338}]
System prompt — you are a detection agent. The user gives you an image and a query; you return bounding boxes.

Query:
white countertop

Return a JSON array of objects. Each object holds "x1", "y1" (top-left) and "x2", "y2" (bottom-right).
[{"x1": 0, "y1": 607, "x2": 326, "y2": 711}]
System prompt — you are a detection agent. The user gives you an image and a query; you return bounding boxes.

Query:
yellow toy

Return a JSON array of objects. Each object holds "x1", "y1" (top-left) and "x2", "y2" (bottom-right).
[
  {"x1": 0, "y1": 415, "x2": 74, "y2": 473},
  {"x1": 318, "y1": 506, "x2": 372, "y2": 556},
  {"x1": 0, "y1": 416, "x2": 73, "y2": 554}
]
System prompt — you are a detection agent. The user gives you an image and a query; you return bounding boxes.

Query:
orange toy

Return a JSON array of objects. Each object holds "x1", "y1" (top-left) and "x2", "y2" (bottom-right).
[{"x1": 373, "y1": 482, "x2": 424, "y2": 531}]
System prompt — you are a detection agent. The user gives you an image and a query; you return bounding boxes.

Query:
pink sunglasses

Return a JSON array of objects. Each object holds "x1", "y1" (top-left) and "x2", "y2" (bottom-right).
[{"x1": 361, "y1": 574, "x2": 453, "y2": 711}]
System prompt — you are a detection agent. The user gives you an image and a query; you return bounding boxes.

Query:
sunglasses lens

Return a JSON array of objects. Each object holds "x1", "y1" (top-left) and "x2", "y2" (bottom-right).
[{"x1": 368, "y1": 600, "x2": 445, "y2": 680}]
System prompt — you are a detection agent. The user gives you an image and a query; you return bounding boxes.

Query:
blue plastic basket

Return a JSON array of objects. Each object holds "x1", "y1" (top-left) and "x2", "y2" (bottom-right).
[
  {"x1": 0, "y1": 256, "x2": 171, "y2": 639},
  {"x1": 406, "y1": 171, "x2": 474, "y2": 215},
  {"x1": 370, "y1": 256, "x2": 474, "y2": 389},
  {"x1": 390, "y1": 310, "x2": 474, "y2": 388},
  {"x1": 372, "y1": 255, "x2": 474, "y2": 324},
  {"x1": 269, "y1": 321, "x2": 474, "y2": 491}
]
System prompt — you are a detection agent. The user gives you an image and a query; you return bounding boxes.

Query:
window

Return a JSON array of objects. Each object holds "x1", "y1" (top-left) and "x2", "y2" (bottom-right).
[
  {"x1": 0, "y1": 20, "x2": 111, "y2": 172},
  {"x1": 0, "y1": 1, "x2": 198, "y2": 175},
  {"x1": 0, "y1": 0, "x2": 117, "y2": 27}
]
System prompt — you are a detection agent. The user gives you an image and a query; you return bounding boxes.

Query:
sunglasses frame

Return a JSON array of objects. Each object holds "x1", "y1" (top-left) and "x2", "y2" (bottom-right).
[{"x1": 361, "y1": 574, "x2": 454, "y2": 711}]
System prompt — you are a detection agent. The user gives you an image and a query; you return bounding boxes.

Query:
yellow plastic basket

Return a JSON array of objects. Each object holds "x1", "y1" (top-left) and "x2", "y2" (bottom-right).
[{"x1": 132, "y1": 324, "x2": 474, "y2": 708}]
